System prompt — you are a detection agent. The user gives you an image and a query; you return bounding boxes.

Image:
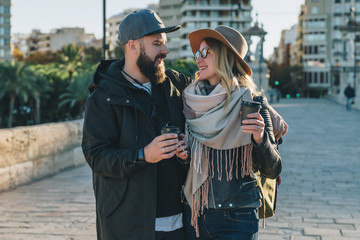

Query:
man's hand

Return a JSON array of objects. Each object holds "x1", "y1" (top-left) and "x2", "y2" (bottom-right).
[
  {"x1": 144, "y1": 133, "x2": 178, "y2": 163},
  {"x1": 268, "y1": 105, "x2": 289, "y2": 141},
  {"x1": 176, "y1": 133, "x2": 189, "y2": 161}
]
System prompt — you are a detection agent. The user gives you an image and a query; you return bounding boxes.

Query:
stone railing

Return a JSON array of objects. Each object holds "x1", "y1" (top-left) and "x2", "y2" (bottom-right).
[{"x1": 0, "y1": 119, "x2": 85, "y2": 192}]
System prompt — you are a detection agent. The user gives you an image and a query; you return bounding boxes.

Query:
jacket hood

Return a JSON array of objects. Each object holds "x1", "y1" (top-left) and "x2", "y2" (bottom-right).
[{"x1": 88, "y1": 58, "x2": 136, "y2": 94}]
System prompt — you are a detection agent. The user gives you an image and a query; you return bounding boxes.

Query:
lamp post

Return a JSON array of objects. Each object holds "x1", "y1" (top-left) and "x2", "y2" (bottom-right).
[
  {"x1": 102, "y1": 0, "x2": 108, "y2": 59},
  {"x1": 339, "y1": 5, "x2": 360, "y2": 92},
  {"x1": 243, "y1": 19, "x2": 267, "y2": 90}
]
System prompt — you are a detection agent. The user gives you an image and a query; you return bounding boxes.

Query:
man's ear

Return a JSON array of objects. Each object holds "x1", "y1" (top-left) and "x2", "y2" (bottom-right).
[{"x1": 127, "y1": 40, "x2": 139, "y2": 54}]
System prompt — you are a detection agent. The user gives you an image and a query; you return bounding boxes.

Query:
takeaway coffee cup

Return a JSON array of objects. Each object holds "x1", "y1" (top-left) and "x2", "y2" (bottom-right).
[
  {"x1": 161, "y1": 125, "x2": 180, "y2": 137},
  {"x1": 240, "y1": 100, "x2": 262, "y2": 125}
]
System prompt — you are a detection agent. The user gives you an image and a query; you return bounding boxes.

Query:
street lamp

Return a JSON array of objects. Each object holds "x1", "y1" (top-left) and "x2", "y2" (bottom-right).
[
  {"x1": 243, "y1": 18, "x2": 267, "y2": 90},
  {"x1": 339, "y1": 5, "x2": 360, "y2": 92},
  {"x1": 102, "y1": 0, "x2": 109, "y2": 59}
]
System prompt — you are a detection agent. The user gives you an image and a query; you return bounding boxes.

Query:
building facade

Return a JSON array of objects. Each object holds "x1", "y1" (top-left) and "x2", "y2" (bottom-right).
[
  {"x1": 0, "y1": 0, "x2": 11, "y2": 60},
  {"x1": 272, "y1": 24, "x2": 298, "y2": 66},
  {"x1": 13, "y1": 28, "x2": 97, "y2": 57},
  {"x1": 298, "y1": 0, "x2": 360, "y2": 106},
  {"x1": 329, "y1": 0, "x2": 360, "y2": 107},
  {"x1": 300, "y1": 0, "x2": 331, "y2": 97},
  {"x1": 159, "y1": 0, "x2": 253, "y2": 60}
]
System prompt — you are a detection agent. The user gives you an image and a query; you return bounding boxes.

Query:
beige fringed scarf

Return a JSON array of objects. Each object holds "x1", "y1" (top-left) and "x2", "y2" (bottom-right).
[{"x1": 183, "y1": 79, "x2": 254, "y2": 237}]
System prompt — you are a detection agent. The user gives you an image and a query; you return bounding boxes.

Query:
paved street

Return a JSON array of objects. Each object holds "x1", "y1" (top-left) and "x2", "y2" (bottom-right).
[{"x1": 0, "y1": 99, "x2": 359, "y2": 240}]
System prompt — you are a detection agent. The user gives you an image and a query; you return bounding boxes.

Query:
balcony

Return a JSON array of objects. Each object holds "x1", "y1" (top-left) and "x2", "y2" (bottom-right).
[
  {"x1": 180, "y1": 15, "x2": 252, "y2": 25},
  {"x1": 181, "y1": 4, "x2": 233, "y2": 12}
]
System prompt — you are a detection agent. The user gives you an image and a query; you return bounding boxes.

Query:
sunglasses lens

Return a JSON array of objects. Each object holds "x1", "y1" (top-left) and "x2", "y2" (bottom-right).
[
  {"x1": 194, "y1": 51, "x2": 200, "y2": 61},
  {"x1": 201, "y1": 47, "x2": 209, "y2": 59}
]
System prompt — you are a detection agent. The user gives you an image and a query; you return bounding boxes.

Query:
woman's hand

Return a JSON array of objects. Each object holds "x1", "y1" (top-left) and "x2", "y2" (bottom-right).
[
  {"x1": 175, "y1": 133, "x2": 190, "y2": 161},
  {"x1": 241, "y1": 112, "x2": 265, "y2": 145}
]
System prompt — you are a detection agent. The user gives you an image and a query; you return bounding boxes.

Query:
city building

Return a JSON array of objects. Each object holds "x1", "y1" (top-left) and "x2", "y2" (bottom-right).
[
  {"x1": 272, "y1": 24, "x2": 298, "y2": 66},
  {"x1": 329, "y1": 0, "x2": 360, "y2": 107},
  {"x1": 296, "y1": 0, "x2": 360, "y2": 105},
  {"x1": 0, "y1": 0, "x2": 11, "y2": 61},
  {"x1": 159, "y1": 0, "x2": 253, "y2": 61},
  {"x1": 13, "y1": 28, "x2": 97, "y2": 57},
  {"x1": 300, "y1": 0, "x2": 331, "y2": 97}
]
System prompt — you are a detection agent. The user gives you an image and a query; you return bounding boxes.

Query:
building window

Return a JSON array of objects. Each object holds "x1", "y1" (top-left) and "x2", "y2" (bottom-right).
[
  {"x1": 4, "y1": 6, "x2": 10, "y2": 14},
  {"x1": 334, "y1": 73, "x2": 340, "y2": 86},
  {"x1": 325, "y1": 72, "x2": 328, "y2": 83},
  {"x1": 308, "y1": 72, "x2": 312, "y2": 83},
  {"x1": 320, "y1": 72, "x2": 324, "y2": 83},
  {"x1": 314, "y1": 72, "x2": 318, "y2": 83},
  {"x1": 335, "y1": 0, "x2": 341, "y2": 3},
  {"x1": 311, "y1": 7, "x2": 319, "y2": 14}
]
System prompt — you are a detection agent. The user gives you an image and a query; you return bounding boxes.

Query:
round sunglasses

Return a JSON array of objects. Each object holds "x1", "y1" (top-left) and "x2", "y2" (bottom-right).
[{"x1": 194, "y1": 47, "x2": 210, "y2": 61}]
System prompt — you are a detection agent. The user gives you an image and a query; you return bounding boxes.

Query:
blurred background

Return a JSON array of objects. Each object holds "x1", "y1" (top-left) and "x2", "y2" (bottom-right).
[{"x1": 1, "y1": 0, "x2": 359, "y2": 128}]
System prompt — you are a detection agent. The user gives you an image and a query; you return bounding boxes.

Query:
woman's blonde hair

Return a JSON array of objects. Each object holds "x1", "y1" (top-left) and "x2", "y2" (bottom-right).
[{"x1": 195, "y1": 38, "x2": 259, "y2": 106}]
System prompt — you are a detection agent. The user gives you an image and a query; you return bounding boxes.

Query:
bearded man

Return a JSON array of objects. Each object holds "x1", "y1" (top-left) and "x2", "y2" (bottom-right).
[{"x1": 82, "y1": 9, "x2": 192, "y2": 240}]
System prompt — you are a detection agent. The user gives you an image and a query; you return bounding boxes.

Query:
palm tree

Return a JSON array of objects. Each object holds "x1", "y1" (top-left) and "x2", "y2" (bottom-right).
[
  {"x1": 58, "y1": 71, "x2": 91, "y2": 118},
  {"x1": 28, "y1": 67, "x2": 51, "y2": 124},
  {"x1": 0, "y1": 60, "x2": 37, "y2": 128},
  {"x1": 58, "y1": 43, "x2": 83, "y2": 82}
]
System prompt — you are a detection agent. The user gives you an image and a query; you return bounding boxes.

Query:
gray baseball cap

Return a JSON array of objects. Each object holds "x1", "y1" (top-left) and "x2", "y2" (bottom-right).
[{"x1": 118, "y1": 9, "x2": 181, "y2": 45}]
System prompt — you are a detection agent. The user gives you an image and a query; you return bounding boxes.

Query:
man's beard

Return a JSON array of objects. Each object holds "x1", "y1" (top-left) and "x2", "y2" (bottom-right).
[{"x1": 136, "y1": 48, "x2": 166, "y2": 84}]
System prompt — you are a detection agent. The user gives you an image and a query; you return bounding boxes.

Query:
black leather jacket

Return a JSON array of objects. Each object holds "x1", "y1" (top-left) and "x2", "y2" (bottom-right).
[{"x1": 206, "y1": 96, "x2": 282, "y2": 209}]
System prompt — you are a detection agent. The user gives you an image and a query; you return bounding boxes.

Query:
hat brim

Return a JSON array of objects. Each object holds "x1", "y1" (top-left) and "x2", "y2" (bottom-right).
[
  {"x1": 188, "y1": 29, "x2": 252, "y2": 76},
  {"x1": 145, "y1": 25, "x2": 181, "y2": 36}
]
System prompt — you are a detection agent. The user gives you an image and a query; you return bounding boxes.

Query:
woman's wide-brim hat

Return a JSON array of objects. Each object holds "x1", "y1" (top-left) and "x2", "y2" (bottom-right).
[{"x1": 188, "y1": 25, "x2": 252, "y2": 76}]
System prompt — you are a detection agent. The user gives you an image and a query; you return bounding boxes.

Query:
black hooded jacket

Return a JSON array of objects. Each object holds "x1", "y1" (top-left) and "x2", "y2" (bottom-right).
[{"x1": 82, "y1": 59, "x2": 192, "y2": 240}]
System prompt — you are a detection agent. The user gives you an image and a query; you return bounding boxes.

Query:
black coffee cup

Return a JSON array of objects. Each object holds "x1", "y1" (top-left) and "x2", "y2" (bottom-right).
[
  {"x1": 240, "y1": 100, "x2": 262, "y2": 125},
  {"x1": 161, "y1": 126, "x2": 180, "y2": 137}
]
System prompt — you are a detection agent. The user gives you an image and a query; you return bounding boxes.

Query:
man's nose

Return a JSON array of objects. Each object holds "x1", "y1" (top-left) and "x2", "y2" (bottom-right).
[{"x1": 161, "y1": 45, "x2": 169, "y2": 55}]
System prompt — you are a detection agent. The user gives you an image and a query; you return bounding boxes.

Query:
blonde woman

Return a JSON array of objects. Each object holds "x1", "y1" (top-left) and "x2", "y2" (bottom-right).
[{"x1": 183, "y1": 25, "x2": 282, "y2": 240}]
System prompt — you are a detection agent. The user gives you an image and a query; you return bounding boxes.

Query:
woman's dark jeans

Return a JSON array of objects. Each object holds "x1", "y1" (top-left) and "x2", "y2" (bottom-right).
[{"x1": 184, "y1": 205, "x2": 258, "y2": 240}]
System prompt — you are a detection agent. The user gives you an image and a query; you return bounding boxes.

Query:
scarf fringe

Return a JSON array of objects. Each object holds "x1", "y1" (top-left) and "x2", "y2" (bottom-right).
[{"x1": 187, "y1": 128, "x2": 254, "y2": 237}]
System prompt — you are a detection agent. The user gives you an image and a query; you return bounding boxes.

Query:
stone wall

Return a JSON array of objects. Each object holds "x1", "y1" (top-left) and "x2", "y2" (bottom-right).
[{"x1": 0, "y1": 119, "x2": 85, "y2": 192}]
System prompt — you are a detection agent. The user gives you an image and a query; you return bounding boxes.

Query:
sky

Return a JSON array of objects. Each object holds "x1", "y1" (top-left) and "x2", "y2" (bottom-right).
[{"x1": 11, "y1": 0, "x2": 304, "y2": 58}]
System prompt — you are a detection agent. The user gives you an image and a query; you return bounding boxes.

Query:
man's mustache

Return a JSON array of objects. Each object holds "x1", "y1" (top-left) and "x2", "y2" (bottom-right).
[{"x1": 155, "y1": 54, "x2": 167, "y2": 62}]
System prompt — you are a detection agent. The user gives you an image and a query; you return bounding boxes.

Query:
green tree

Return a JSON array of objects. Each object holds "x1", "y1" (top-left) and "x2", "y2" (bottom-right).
[
  {"x1": 28, "y1": 66, "x2": 52, "y2": 124},
  {"x1": 84, "y1": 47, "x2": 102, "y2": 64},
  {"x1": 0, "y1": 60, "x2": 37, "y2": 127},
  {"x1": 25, "y1": 51, "x2": 58, "y2": 65},
  {"x1": 268, "y1": 62, "x2": 303, "y2": 98},
  {"x1": 165, "y1": 59, "x2": 197, "y2": 79},
  {"x1": 58, "y1": 71, "x2": 91, "y2": 118},
  {"x1": 57, "y1": 43, "x2": 83, "y2": 82},
  {"x1": 111, "y1": 42, "x2": 125, "y2": 59},
  {"x1": 32, "y1": 63, "x2": 70, "y2": 123}
]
